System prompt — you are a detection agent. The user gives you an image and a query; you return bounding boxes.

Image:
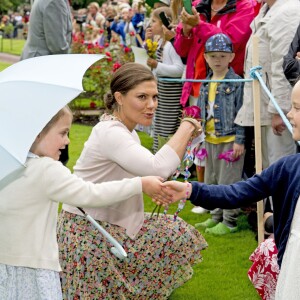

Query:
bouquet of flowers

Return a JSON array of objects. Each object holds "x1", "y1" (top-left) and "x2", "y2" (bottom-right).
[{"x1": 145, "y1": 39, "x2": 158, "y2": 59}]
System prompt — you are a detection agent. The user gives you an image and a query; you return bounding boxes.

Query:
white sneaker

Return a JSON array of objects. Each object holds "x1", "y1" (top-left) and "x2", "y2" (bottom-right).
[{"x1": 191, "y1": 206, "x2": 208, "y2": 214}]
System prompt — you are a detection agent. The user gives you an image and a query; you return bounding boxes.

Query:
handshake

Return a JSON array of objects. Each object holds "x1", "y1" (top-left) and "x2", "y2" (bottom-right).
[{"x1": 141, "y1": 177, "x2": 193, "y2": 207}]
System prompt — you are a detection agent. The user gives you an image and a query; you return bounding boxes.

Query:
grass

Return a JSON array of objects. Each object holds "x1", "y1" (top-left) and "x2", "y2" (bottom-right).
[
  {"x1": 0, "y1": 38, "x2": 25, "y2": 56},
  {"x1": 67, "y1": 123, "x2": 260, "y2": 300},
  {"x1": 0, "y1": 62, "x2": 11, "y2": 71}
]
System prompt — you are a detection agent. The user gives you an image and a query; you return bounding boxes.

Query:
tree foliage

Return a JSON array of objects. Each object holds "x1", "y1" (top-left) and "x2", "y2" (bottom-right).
[
  {"x1": 0, "y1": 0, "x2": 107, "y2": 14},
  {"x1": 0, "y1": 0, "x2": 24, "y2": 14},
  {"x1": 70, "y1": 0, "x2": 105, "y2": 10}
]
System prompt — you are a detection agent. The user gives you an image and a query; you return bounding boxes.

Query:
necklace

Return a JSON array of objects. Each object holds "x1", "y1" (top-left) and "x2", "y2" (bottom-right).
[
  {"x1": 211, "y1": 4, "x2": 226, "y2": 12},
  {"x1": 100, "y1": 112, "x2": 123, "y2": 124}
]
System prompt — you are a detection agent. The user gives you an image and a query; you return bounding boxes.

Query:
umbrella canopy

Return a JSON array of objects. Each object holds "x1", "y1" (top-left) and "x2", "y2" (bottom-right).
[{"x1": 0, "y1": 54, "x2": 104, "y2": 185}]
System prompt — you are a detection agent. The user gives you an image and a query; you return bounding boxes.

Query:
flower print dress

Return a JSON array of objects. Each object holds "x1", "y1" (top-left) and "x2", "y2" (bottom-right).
[{"x1": 248, "y1": 238, "x2": 279, "y2": 300}]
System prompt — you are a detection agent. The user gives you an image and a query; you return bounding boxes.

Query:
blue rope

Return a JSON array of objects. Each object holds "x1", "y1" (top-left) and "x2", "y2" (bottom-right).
[
  {"x1": 249, "y1": 66, "x2": 263, "y2": 80},
  {"x1": 160, "y1": 65, "x2": 297, "y2": 144},
  {"x1": 158, "y1": 78, "x2": 253, "y2": 83},
  {"x1": 250, "y1": 67, "x2": 299, "y2": 145}
]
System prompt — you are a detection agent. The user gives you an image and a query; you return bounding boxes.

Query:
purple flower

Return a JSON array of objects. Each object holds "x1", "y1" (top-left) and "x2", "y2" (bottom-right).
[
  {"x1": 218, "y1": 149, "x2": 240, "y2": 163},
  {"x1": 182, "y1": 106, "x2": 201, "y2": 119}
]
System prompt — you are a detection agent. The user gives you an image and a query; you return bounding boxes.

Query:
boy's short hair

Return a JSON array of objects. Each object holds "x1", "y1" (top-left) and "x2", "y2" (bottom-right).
[{"x1": 205, "y1": 33, "x2": 233, "y2": 53}]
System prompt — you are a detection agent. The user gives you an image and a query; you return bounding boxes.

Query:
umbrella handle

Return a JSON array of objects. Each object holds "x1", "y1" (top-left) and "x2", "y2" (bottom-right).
[{"x1": 77, "y1": 207, "x2": 127, "y2": 260}]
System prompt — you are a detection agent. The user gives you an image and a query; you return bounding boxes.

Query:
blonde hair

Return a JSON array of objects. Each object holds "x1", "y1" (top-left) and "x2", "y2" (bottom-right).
[
  {"x1": 151, "y1": 7, "x2": 173, "y2": 41},
  {"x1": 171, "y1": 0, "x2": 183, "y2": 24},
  {"x1": 88, "y1": 2, "x2": 100, "y2": 10},
  {"x1": 41, "y1": 106, "x2": 72, "y2": 135}
]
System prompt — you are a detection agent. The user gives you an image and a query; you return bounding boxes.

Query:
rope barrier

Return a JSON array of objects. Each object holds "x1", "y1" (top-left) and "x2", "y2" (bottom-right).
[
  {"x1": 159, "y1": 65, "x2": 299, "y2": 145},
  {"x1": 249, "y1": 66, "x2": 300, "y2": 145},
  {"x1": 158, "y1": 78, "x2": 253, "y2": 83}
]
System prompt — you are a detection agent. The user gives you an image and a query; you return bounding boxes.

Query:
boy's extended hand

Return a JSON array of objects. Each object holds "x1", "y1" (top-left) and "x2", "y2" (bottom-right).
[{"x1": 161, "y1": 181, "x2": 192, "y2": 203}]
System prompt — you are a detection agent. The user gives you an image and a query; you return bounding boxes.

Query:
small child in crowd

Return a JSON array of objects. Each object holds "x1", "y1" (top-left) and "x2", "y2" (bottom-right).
[
  {"x1": 162, "y1": 78, "x2": 300, "y2": 299},
  {"x1": 195, "y1": 33, "x2": 245, "y2": 235},
  {"x1": 146, "y1": 6, "x2": 184, "y2": 152},
  {"x1": 0, "y1": 106, "x2": 170, "y2": 299}
]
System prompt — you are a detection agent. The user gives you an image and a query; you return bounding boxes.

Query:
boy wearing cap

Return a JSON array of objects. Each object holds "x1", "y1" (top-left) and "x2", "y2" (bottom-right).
[{"x1": 195, "y1": 33, "x2": 245, "y2": 235}]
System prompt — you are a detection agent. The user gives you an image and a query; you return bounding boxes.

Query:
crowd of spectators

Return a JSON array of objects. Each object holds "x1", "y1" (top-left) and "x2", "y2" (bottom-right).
[{"x1": 0, "y1": 9, "x2": 30, "y2": 39}]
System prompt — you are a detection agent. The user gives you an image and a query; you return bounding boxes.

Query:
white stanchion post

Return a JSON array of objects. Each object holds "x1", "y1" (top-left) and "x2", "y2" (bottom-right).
[{"x1": 252, "y1": 35, "x2": 264, "y2": 245}]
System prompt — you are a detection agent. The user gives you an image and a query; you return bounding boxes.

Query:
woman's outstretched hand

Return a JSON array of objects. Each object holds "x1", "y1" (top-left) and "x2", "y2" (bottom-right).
[{"x1": 141, "y1": 176, "x2": 173, "y2": 207}]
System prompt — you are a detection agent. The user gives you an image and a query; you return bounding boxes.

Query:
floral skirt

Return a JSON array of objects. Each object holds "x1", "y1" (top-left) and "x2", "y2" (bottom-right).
[{"x1": 57, "y1": 211, "x2": 207, "y2": 300}]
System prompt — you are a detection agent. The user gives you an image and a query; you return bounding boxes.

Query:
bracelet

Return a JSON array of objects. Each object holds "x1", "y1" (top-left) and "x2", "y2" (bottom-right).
[
  {"x1": 186, "y1": 182, "x2": 192, "y2": 199},
  {"x1": 181, "y1": 117, "x2": 202, "y2": 137}
]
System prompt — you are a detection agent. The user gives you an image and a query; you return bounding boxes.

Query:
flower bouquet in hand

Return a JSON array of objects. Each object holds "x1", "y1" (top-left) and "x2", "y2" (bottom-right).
[
  {"x1": 145, "y1": 39, "x2": 158, "y2": 59},
  {"x1": 145, "y1": 39, "x2": 158, "y2": 70}
]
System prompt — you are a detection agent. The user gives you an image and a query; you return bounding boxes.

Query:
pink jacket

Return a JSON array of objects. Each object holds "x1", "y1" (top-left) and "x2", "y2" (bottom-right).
[{"x1": 174, "y1": 0, "x2": 255, "y2": 106}]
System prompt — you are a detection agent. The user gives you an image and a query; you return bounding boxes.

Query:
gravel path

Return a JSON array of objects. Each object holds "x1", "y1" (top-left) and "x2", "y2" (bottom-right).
[{"x1": 0, "y1": 53, "x2": 20, "y2": 64}]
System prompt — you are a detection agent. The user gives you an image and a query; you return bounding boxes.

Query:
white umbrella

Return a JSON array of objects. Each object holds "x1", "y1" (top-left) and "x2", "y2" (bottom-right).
[
  {"x1": 0, "y1": 54, "x2": 103, "y2": 183},
  {"x1": 0, "y1": 54, "x2": 127, "y2": 260}
]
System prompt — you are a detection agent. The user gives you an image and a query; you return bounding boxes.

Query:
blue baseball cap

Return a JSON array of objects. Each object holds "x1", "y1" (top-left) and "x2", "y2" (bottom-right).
[{"x1": 205, "y1": 33, "x2": 233, "y2": 53}]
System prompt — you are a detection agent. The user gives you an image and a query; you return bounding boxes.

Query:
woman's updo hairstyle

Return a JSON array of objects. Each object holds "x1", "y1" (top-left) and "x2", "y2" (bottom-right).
[{"x1": 104, "y1": 62, "x2": 156, "y2": 112}]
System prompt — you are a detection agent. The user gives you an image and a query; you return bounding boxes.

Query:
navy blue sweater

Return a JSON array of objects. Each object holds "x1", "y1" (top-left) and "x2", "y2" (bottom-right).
[{"x1": 190, "y1": 154, "x2": 300, "y2": 267}]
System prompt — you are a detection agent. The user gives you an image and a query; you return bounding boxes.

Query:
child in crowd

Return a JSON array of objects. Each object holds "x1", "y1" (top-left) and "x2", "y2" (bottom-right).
[
  {"x1": 194, "y1": 33, "x2": 245, "y2": 235},
  {"x1": 146, "y1": 6, "x2": 184, "y2": 152},
  {"x1": 0, "y1": 106, "x2": 171, "y2": 299},
  {"x1": 162, "y1": 78, "x2": 300, "y2": 299}
]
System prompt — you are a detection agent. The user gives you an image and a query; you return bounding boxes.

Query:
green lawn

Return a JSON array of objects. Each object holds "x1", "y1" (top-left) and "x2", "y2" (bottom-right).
[
  {"x1": 0, "y1": 61, "x2": 11, "y2": 71},
  {"x1": 68, "y1": 123, "x2": 260, "y2": 300},
  {"x1": 0, "y1": 38, "x2": 25, "y2": 56}
]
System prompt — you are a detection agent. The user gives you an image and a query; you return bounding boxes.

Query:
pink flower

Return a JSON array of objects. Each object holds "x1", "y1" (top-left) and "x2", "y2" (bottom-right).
[
  {"x1": 218, "y1": 149, "x2": 240, "y2": 163},
  {"x1": 129, "y1": 31, "x2": 135, "y2": 36},
  {"x1": 194, "y1": 148, "x2": 208, "y2": 160},
  {"x1": 113, "y1": 62, "x2": 122, "y2": 72},
  {"x1": 124, "y1": 47, "x2": 131, "y2": 53},
  {"x1": 182, "y1": 106, "x2": 201, "y2": 119},
  {"x1": 99, "y1": 29, "x2": 104, "y2": 34},
  {"x1": 105, "y1": 51, "x2": 111, "y2": 57}
]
